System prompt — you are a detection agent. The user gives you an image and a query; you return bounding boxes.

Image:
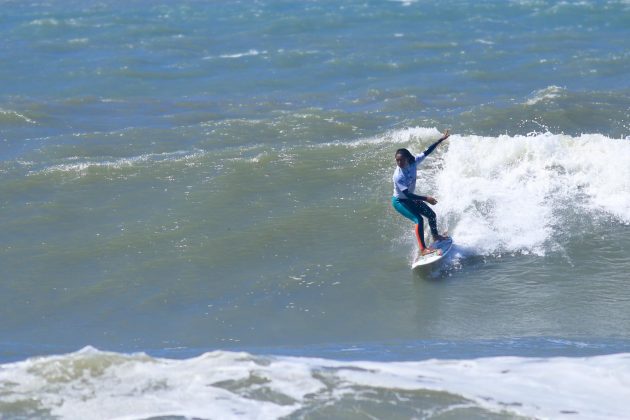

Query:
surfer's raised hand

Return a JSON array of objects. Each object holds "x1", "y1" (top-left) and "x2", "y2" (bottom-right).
[
  {"x1": 421, "y1": 131, "x2": 450, "y2": 157},
  {"x1": 425, "y1": 196, "x2": 438, "y2": 205}
]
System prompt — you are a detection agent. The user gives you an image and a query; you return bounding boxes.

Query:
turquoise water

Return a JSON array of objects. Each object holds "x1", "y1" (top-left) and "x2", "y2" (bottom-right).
[{"x1": 1, "y1": 0, "x2": 630, "y2": 418}]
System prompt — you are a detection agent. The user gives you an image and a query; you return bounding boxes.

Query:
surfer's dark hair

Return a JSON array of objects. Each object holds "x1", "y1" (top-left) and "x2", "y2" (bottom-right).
[{"x1": 395, "y1": 148, "x2": 415, "y2": 165}]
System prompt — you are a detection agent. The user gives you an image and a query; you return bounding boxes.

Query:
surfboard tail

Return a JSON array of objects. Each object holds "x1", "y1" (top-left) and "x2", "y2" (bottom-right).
[{"x1": 411, "y1": 238, "x2": 453, "y2": 268}]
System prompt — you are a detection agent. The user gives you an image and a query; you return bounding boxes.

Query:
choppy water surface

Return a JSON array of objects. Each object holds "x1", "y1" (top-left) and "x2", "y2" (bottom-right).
[{"x1": 1, "y1": 0, "x2": 629, "y2": 418}]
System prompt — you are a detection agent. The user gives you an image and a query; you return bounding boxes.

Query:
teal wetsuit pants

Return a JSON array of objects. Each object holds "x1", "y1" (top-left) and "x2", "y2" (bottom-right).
[{"x1": 392, "y1": 196, "x2": 439, "y2": 249}]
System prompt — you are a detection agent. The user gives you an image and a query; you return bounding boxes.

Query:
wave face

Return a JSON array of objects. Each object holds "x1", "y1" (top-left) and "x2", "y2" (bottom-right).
[
  {"x1": 1, "y1": 347, "x2": 628, "y2": 420},
  {"x1": 1, "y1": 128, "x2": 630, "y2": 364}
]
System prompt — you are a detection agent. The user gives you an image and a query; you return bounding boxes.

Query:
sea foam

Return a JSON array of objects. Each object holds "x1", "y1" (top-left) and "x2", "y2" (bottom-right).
[
  {"x1": 0, "y1": 347, "x2": 628, "y2": 419},
  {"x1": 435, "y1": 132, "x2": 630, "y2": 255},
  {"x1": 380, "y1": 129, "x2": 629, "y2": 257}
]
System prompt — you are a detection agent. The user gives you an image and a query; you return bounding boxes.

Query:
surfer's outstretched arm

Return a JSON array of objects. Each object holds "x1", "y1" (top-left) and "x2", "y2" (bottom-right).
[{"x1": 422, "y1": 129, "x2": 450, "y2": 156}]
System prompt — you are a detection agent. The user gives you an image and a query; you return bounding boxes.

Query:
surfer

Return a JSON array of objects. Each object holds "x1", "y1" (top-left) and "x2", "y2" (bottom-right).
[{"x1": 392, "y1": 130, "x2": 450, "y2": 256}]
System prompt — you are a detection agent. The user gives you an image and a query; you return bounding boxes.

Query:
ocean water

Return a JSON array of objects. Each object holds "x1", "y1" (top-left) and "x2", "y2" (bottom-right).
[{"x1": 1, "y1": 0, "x2": 629, "y2": 418}]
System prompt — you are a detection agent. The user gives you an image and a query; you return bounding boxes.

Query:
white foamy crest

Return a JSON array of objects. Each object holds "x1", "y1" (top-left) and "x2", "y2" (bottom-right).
[
  {"x1": 0, "y1": 108, "x2": 37, "y2": 124},
  {"x1": 525, "y1": 85, "x2": 565, "y2": 105},
  {"x1": 34, "y1": 149, "x2": 206, "y2": 175},
  {"x1": 0, "y1": 347, "x2": 319, "y2": 420},
  {"x1": 326, "y1": 353, "x2": 630, "y2": 420},
  {"x1": 322, "y1": 126, "x2": 443, "y2": 148},
  {"x1": 68, "y1": 38, "x2": 89, "y2": 45},
  {"x1": 202, "y1": 49, "x2": 267, "y2": 60},
  {"x1": 28, "y1": 18, "x2": 82, "y2": 27},
  {"x1": 1, "y1": 347, "x2": 628, "y2": 420},
  {"x1": 389, "y1": 0, "x2": 418, "y2": 6},
  {"x1": 220, "y1": 49, "x2": 265, "y2": 59},
  {"x1": 436, "y1": 132, "x2": 630, "y2": 255},
  {"x1": 28, "y1": 18, "x2": 61, "y2": 26}
]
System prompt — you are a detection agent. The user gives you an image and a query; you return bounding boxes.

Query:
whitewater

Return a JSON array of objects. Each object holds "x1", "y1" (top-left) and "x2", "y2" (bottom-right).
[{"x1": 1, "y1": 347, "x2": 629, "y2": 419}]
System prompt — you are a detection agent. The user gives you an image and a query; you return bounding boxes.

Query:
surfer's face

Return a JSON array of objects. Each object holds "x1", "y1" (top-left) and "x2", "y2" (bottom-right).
[{"x1": 395, "y1": 154, "x2": 408, "y2": 168}]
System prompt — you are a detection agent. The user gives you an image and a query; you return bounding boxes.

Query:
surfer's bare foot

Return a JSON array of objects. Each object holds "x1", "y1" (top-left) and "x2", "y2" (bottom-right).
[
  {"x1": 433, "y1": 234, "x2": 449, "y2": 242},
  {"x1": 421, "y1": 248, "x2": 437, "y2": 256}
]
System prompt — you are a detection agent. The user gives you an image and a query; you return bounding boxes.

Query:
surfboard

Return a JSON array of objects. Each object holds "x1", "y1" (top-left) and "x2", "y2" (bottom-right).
[{"x1": 412, "y1": 238, "x2": 453, "y2": 268}]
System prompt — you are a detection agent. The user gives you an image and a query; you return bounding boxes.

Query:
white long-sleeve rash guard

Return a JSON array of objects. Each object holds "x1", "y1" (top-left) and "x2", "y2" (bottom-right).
[
  {"x1": 392, "y1": 138, "x2": 444, "y2": 200},
  {"x1": 392, "y1": 153, "x2": 427, "y2": 199}
]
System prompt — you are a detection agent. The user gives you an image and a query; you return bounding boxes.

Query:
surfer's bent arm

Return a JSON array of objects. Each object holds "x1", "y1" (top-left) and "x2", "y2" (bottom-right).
[
  {"x1": 400, "y1": 189, "x2": 427, "y2": 202},
  {"x1": 400, "y1": 189, "x2": 437, "y2": 205}
]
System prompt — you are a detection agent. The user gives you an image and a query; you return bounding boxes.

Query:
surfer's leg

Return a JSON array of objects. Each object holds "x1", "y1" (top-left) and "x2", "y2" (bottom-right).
[
  {"x1": 392, "y1": 197, "x2": 427, "y2": 250},
  {"x1": 416, "y1": 201, "x2": 439, "y2": 237},
  {"x1": 414, "y1": 223, "x2": 428, "y2": 250},
  {"x1": 392, "y1": 197, "x2": 419, "y2": 223}
]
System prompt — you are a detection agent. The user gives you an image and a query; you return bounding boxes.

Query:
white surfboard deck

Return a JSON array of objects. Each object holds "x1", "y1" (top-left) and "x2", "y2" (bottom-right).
[{"x1": 411, "y1": 238, "x2": 453, "y2": 268}]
